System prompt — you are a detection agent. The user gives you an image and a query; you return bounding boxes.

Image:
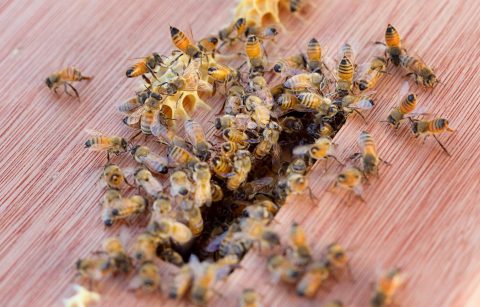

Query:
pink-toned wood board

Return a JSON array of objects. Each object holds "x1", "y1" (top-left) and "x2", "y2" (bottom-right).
[{"x1": 1, "y1": 0, "x2": 480, "y2": 306}]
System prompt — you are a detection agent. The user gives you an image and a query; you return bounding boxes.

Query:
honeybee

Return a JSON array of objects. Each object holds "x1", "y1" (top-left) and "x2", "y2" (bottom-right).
[
  {"x1": 220, "y1": 141, "x2": 246, "y2": 158},
  {"x1": 84, "y1": 130, "x2": 128, "y2": 161},
  {"x1": 46, "y1": 66, "x2": 92, "y2": 98},
  {"x1": 385, "y1": 82, "x2": 417, "y2": 128},
  {"x1": 376, "y1": 24, "x2": 406, "y2": 66},
  {"x1": 276, "y1": 92, "x2": 299, "y2": 110},
  {"x1": 185, "y1": 120, "x2": 211, "y2": 160},
  {"x1": 408, "y1": 117, "x2": 455, "y2": 156},
  {"x1": 208, "y1": 64, "x2": 240, "y2": 94},
  {"x1": 103, "y1": 194, "x2": 146, "y2": 227},
  {"x1": 297, "y1": 92, "x2": 335, "y2": 114},
  {"x1": 248, "y1": 76, "x2": 274, "y2": 109},
  {"x1": 180, "y1": 199, "x2": 204, "y2": 237},
  {"x1": 224, "y1": 85, "x2": 245, "y2": 115},
  {"x1": 211, "y1": 182, "x2": 224, "y2": 202},
  {"x1": 157, "y1": 244, "x2": 185, "y2": 267},
  {"x1": 285, "y1": 157, "x2": 308, "y2": 176},
  {"x1": 170, "y1": 26, "x2": 202, "y2": 59},
  {"x1": 356, "y1": 55, "x2": 388, "y2": 91},
  {"x1": 306, "y1": 38, "x2": 322, "y2": 73},
  {"x1": 148, "y1": 216, "x2": 193, "y2": 250},
  {"x1": 333, "y1": 167, "x2": 365, "y2": 203},
  {"x1": 167, "y1": 143, "x2": 200, "y2": 169},
  {"x1": 152, "y1": 194, "x2": 174, "y2": 217},
  {"x1": 287, "y1": 222, "x2": 312, "y2": 267},
  {"x1": 237, "y1": 218, "x2": 280, "y2": 250},
  {"x1": 129, "y1": 261, "x2": 162, "y2": 292},
  {"x1": 168, "y1": 264, "x2": 193, "y2": 299},
  {"x1": 296, "y1": 259, "x2": 330, "y2": 297},
  {"x1": 132, "y1": 232, "x2": 160, "y2": 263},
  {"x1": 63, "y1": 285, "x2": 101, "y2": 307},
  {"x1": 242, "y1": 204, "x2": 273, "y2": 222},
  {"x1": 222, "y1": 128, "x2": 250, "y2": 147},
  {"x1": 371, "y1": 268, "x2": 405, "y2": 307},
  {"x1": 244, "y1": 95, "x2": 271, "y2": 128},
  {"x1": 290, "y1": 0, "x2": 306, "y2": 12},
  {"x1": 193, "y1": 162, "x2": 212, "y2": 207},
  {"x1": 336, "y1": 94, "x2": 375, "y2": 121},
  {"x1": 284, "y1": 73, "x2": 325, "y2": 93},
  {"x1": 286, "y1": 173, "x2": 316, "y2": 201},
  {"x1": 211, "y1": 155, "x2": 232, "y2": 179},
  {"x1": 130, "y1": 145, "x2": 168, "y2": 174},
  {"x1": 197, "y1": 35, "x2": 219, "y2": 55},
  {"x1": 293, "y1": 137, "x2": 342, "y2": 168},
  {"x1": 101, "y1": 164, "x2": 130, "y2": 190},
  {"x1": 99, "y1": 236, "x2": 133, "y2": 275},
  {"x1": 218, "y1": 17, "x2": 247, "y2": 47},
  {"x1": 336, "y1": 56, "x2": 354, "y2": 96},
  {"x1": 122, "y1": 107, "x2": 143, "y2": 130},
  {"x1": 245, "y1": 35, "x2": 267, "y2": 75},
  {"x1": 339, "y1": 43, "x2": 356, "y2": 65},
  {"x1": 189, "y1": 257, "x2": 225, "y2": 305},
  {"x1": 324, "y1": 243, "x2": 352, "y2": 280},
  {"x1": 169, "y1": 170, "x2": 193, "y2": 198},
  {"x1": 279, "y1": 116, "x2": 303, "y2": 134},
  {"x1": 239, "y1": 288, "x2": 264, "y2": 307},
  {"x1": 163, "y1": 58, "x2": 212, "y2": 95},
  {"x1": 126, "y1": 53, "x2": 164, "y2": 81},
  {"x1": 254, "y1": 121, "x2": 282, "y2": 160},
  {"x1": 227, "y1": 150, "x2": 252, "y2": 190},
  {"x1": 267, "y1": 254, "x2": 302, "y2": 284},
  {"x1": 75, "y1": 255, "x2": 109, "y2": 283},
  {"x1": 134, "y1": 168, "x2": 164, "y2": 198},
  {"x1": 118, "y1": 92, "x2": 149, "y2": 113},
  {"x1": 351, "y1": 131, "x2": 389, "y2": 177},
  {"x1": 400, "y1": 54, "x2": 438, "y2": 88},
  {"x1": 273, "y1": 53, "x2": 307, "y2": 76}
]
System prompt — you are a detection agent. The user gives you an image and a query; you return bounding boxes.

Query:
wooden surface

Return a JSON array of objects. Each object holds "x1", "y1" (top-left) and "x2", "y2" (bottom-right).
[{"x1": 1, "y1": 0, "x2": 480, "y2": 306}]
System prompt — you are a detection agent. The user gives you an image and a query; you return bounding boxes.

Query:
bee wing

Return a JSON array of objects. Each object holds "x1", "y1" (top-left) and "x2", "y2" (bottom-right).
[
  {"x1": 351, "y1": 98, "x2": 375, "y2": 111},
  {"x1": 197, "y1": 80, "x2": 213, "y2": 93},
  {"x1": 143, "y1": 153, "x2": 169, "y2": 173},
  {"x1": 205, "y1": 232, "x2": 228, "y2": 253},
  {"x1": 84, "y1": 128, "x2": 106, "y2": 137},
  {"x1": 354, "y1": 62, "x2": 370, "y2": 81},
  {"x1": 398, "y1": 80, "x2": 410, "y2": 98},
  {"x1": 292, "y1": 144, "x2": 312, "y2": 156},
  {"x1": 128, "y1": 275, "x2": 143, "y2": 290},
  {"x1": 353, "y1": 184, "x2": 364, "y2": 196},
  {"x1": 141, "y1": 176, "x2": 164, "y2": 196},
  {"x1": 123, "y1": 107, "x2": 143, "y2": 128}
]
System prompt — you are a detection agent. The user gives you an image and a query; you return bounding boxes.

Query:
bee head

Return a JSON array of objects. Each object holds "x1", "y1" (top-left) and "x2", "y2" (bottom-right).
[
  {"x1": 45, "y1": 75, "x2": 59, "y2": 88},
  {"x1": 273, "y1": 63, "x2": 283, "y2": 73},
  {"x1": 208, "y1": 36, "x2": 218, "y2": 45},
  {"x1": 407, "y1": 94, "x2": 416, "y2": 102},
  {"x1": 121, "y1": 138, "x2": 128, "y2": 151},
  {"x1": 104, "y1": 218, "x2": 114, "y2": 227},
  {"x1": 358, "y1": 82, "x2": 368, "y2": 91}
]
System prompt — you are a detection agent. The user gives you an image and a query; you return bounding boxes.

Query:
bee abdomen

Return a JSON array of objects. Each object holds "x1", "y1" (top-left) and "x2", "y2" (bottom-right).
[
  {"x1": 385, "y1": 24, "x2": 401, "y2": 47},
  {"x1": 338, "y1": 57, "x2": 354, "y2": 81}
]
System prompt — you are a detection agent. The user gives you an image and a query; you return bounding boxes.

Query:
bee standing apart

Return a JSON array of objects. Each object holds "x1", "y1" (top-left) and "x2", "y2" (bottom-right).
[
  {"x1": 102, "y1": 164, "x2": 130, "y2": 190},
  {"x1": 324, "y1": 243, "x2": 352, "y2": 280},
  {"x1": 273, "y1": 53, "x2": 307, "y2": 76},
  {"x1": 239, "y1": 288, "x2": 264, "y2": 307},
  {"x1": 103, "y1": 195, "x2": 146, "y2": 227},
  {"x1": 85, "y1": 130, "x2": 128, "y2": 161},
  {"x1": 185, "y1": 120, "x2": 211, "y2": 160},
  {"x1": 296, "y1": 259, "x2": 330, "y2": 297},
  {"x1": 352, "y1": 131, "x2": 388, "y2": 177},
  {"x1": 227, "y1": 150, "x2": 252, "y2": 190},
  {"x1": 400, "y1": 54, "x2": 438, "y2": 88},
  {"x1": 284, "y1": 72, "x2": 325, "y2": 93},
  {"x1": 169, "y1": 170, "x2": 193, "y2": 198},
  {"x1": 193, "y1": 162, "x2": 212, "y2": 207},
  {"x1": 46, "y1": 66, "x2": 92, "y2": 98},
  {"x1": 132, "y1": 232, "x2": 160, "y2": 263},
  {"x1": 376, "y1": 24, "x2": 405, "y2": 66},
  {"x1": 267, "y1": 254, "x2": 302, "y2": 284},
  {"x1": 385, "y1": 82, "x2": 417, "y2": 128},
  {"x1": 336, "y1": 56, "x2": 354, "y2": 96},
  {"x1": 197, "y1": 35, "x2": 219, "y2": 55},
  {"x1": 333, "y1": 167, "x2": 365, "y2": 203},
  {"x1": 357, "y1": 56, "x2": 388, "y2": 91},
  {"x1": 246, "y1": 25, "x2": 279, "y2": 43},
  {"x1": 134, "y1": 168, "x2": 164, "y2": 198},
  {"x1": 118, "y1": 92, "x2": 149, "y2": 113},
  {"x1": 409, "y1": 117, "x2": 454, "y2": 156},
  {"x1": 180, "y1": 200, "x2": 204, "y2": 237},
  {"x1": 218, "y1": 17, "x2": 247, "y2": 47},
  {"x1": 130, "y1": 145, "x2": 169, "y2": 174},
  {"x1": 371, "y1": 268, "x2": 405, "y2": 307},
  {"x1": 168, "y1": 264, "x2": 193, "y2": 299},
  {"x1": 306, "y1": 38, "x2": 322, "y2": 73},
  {"x1": 245, "y1": 35, "x2": 266, "y2": 75},
  {"x1": 126, "y1": 53, "x2": 164, "y2": 83},
  {"x1": 287, "y1": 222, "x2": 312, "y2": 267},
  {"x1": 170, "y1": 26, "x2": 202, "y2": 59},
  {"x1": 293, "y1": 137, "x2": 342, "y2": 169},
  {"x1": 129, "y1": 261, "x2": 161, "y2": 292},
  {"x1": 336, "y1": 94, "x2": 374, "y2": 121}
]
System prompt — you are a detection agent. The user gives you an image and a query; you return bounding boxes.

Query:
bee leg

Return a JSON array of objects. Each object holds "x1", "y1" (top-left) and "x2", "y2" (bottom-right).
[
  {"x1": 374, "y1": 41, "x2": 386, "y2": 46},
  {"x1": 141, "y1": 74, "x2": 152, "y2": 84},
  {"x1": 352, "y1": 109, "x2": 367, "y2": 123},
  {"x1": 348, "y1": 152, "x2": 361, "y2": 161},
  {"x1": 63, "y1": 83, "x2": 73, "y2": 97},
  {"x1": 53, "y1": 86, "x2": 60, "y2": 96},
  {"x1": 107, "y1": 152, "x2": 111, "y2": 162},
  {"x1": 379, "y1": 158, "x2": 391, "y2": 166},
  {"x1": 66, "y1": 83, "x2": 80, "y2": 98},
  {"x1": 328, "y1": 155, "x2": 345, "y2": 166},
  {"x1": 308, "y1": 187, "x2": 318, "y2": 204},
  {"x1": 433, "y1": 135, "x2": 451, "y2": 156}
]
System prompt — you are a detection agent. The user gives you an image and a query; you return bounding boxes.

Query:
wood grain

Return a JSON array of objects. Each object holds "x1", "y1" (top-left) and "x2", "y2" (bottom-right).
[{"x1": 1, "y1": 0, "x2": 480, "y2": 306}]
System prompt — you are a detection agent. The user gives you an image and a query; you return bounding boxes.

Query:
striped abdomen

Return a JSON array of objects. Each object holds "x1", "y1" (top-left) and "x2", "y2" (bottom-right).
[
  {"x1": 398, "y1": 94, "x2": 416, "y2": 114},
  {"x1": 245, "y1": 35, "x2": 262, "y2": 59},
  {"x1": 337, "y1": 56, "x2": 354, "y2": 82},
  {"x1": 223, "y1": 128, "x2": 247, "y2": 143},
  {"x1": 170, "y1": 26, "x2": 192, "y2": 53},
  {"x1": 307, "y1": 38, "x2": 321, "y2": 62},
  {"x1": 212, "y1": 156, "x2": 231, "y2": 175},
  {"x1": 126, "y1": 60, "x2": 148, "y2": 78},
  {"x1": 234, "y1": 18, "x2": 246, "y2": 37},
  {"x1": 85, "y1": 136, "x2": 111, "y2": 148},
  {"x1": 400, "y1": 55, "x2": 421, "y2": 71},
  {"x1": 339, "y1": 43, "x2": 355, "y2": 63},
  {"x1": 297, "y1": 92, "x2": 322, "y2": 110},
  {"x1": 428, "y1": 119, "x2": 450, "y2": 133},
  {"x1": 118, "y1": 96, "x2": 142, "y2": 113},
  {"x1": 169, "y1": 145, "x2": 197, "y2": 166},
  {"x1": 141, "y1": 109, "x2": 155, "y2": 135},
  {"x1": 277, "y1": 93, "x2": 298, "y2": 110},
  {"x1": 385, "y1": 24, "x2": 401, "y2": 48},
  {"x1": 358, "y1": 131, "x2": 377, "y2": 156},
  {"x1": 208, "y1": 66, "x2": 229, "y2": 82},
  {"x1": 58, "y1": 66, "x2": 84, "y2": 82}
]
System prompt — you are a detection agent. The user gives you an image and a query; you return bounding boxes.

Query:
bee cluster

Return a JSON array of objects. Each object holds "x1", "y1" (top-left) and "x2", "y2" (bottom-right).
[{"x1": 56, "y1": 0, "x2": 455, "y2": 306}]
